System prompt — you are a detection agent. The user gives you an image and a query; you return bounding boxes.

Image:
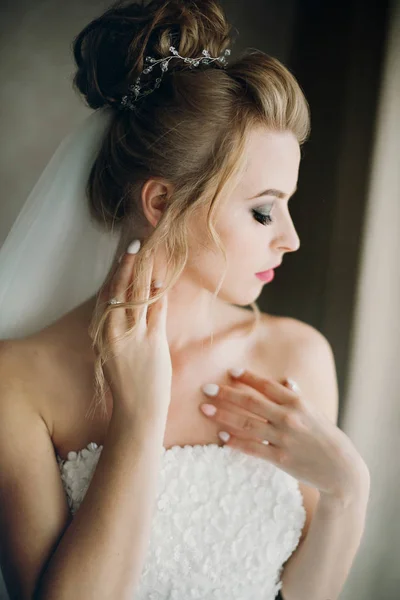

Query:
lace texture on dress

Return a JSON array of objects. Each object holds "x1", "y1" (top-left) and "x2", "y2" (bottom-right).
[{"x1": 57, "y1": 442, "x2": 306, "y2": 599}]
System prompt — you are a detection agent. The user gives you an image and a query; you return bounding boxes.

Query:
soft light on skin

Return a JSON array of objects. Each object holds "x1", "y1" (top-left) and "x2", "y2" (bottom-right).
[
  {"x1": 81, "y1": 126, "x2": 302, "y2": 356},
  {"x1": 140, "y1": 126, "x2": 301, "y2": 354}
]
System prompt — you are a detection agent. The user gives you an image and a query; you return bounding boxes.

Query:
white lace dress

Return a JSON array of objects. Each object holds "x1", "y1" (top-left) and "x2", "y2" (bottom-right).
[{"x1": 57, "y1": 442, "x2": 306, "y2": 599}]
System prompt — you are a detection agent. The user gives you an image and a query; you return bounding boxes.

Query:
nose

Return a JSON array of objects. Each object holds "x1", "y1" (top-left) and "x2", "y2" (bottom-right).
[{"x1": 275, "y1": 213, "x2": 301, "y2": 253}]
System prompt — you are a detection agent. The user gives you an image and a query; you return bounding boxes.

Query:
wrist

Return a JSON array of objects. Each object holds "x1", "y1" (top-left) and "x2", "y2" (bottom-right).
[{"x1": 111, "y1": 398, "x2": 168, "y2": 433}]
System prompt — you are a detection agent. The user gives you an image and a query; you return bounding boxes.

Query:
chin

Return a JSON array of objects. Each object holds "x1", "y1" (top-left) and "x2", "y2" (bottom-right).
[{"x1": 217, "y1": 282, "x2": 264, "y2": 307}]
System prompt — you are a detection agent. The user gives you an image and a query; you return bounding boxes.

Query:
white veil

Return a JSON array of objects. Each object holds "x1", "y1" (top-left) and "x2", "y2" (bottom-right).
[{"x1": 0, "y1": 107, "x2": 121, "y2": 341}]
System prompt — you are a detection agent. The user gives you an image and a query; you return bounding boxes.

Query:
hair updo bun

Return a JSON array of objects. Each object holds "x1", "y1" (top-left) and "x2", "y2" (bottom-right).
[{"x1": 72, "y1": 0, "x2": 234, "y2": 110}]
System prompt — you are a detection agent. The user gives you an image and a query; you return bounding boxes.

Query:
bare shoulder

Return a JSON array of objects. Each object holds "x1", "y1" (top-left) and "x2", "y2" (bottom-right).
[
  {"x1": 259, "y1": 313, "x2": 338, "y2": 418},
  {"x1": 261, "y1": 312, "x2": 330, "y2": 347},
  {"x1": 0, "y1": 335, "x2": 58, "y2": 445},
  {"x1": 258, "y1": 315, "x2": 340, "y2": 550},
  {"x1": 0, "y1": 335, "x2": 48, "y2": 372},
  {"x1": 0, "y1": 338, "x2": 72, "y2": 598},
  {"x1": 0, "y1": 337, "x2": 55, "y2": 435},
  {"x1": 0, "y1": 333, "x2": 105, "y2": 458}
]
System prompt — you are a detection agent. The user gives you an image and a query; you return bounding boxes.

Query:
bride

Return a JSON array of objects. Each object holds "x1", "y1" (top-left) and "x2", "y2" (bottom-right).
[{"x1": 0, "y1": 0, "x2": 370, "y2": 598}]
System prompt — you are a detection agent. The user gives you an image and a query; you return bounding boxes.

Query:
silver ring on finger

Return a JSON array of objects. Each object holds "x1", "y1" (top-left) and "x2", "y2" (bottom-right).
[{"x1": 108, "y1": 297, "x2": 124, "y2": 306}]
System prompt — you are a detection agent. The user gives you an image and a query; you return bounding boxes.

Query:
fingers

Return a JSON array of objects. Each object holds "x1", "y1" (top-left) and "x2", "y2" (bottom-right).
[
  {"x1": 216, "y1": 384, "x2": 283, "y2": 425},
  {"x1": 226, "y1": 435, "x2": 282, "y2": 464},
  {"x1": 228, "y1": 369, "x2": 299, "y2": 406},
  {"x1": 147, "y1": 280, "x2": 168, "y2": 334},
  {"x1": 107, "y1": 239, "x2": 168, "y2": 334},
  {"x1": 145, "y1": 246, "x2": 168, "y2": 333},
  {"x1": 208, "y1": 403, "x2": 282, "y2": 446},
  {"x1": 137, "y1": 251, "x2": 155, "y2": 329},
  {"x1": 108, "y1": 241, "x2": 141, "y2": 333},
  {"x1": 107, "y1": 252, "x2": 135, "y2": 332}
]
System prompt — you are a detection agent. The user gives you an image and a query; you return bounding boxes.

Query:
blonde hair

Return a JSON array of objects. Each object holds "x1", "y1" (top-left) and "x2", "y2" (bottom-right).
[{"x1": 72, "y1": 0, "x2": 311, "y2": 419}]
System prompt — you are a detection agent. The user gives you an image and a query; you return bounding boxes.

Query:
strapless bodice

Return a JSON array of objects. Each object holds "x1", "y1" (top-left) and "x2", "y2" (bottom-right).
[{"x1": 57, "y1": 441, "x2": 306, "y2": 599}]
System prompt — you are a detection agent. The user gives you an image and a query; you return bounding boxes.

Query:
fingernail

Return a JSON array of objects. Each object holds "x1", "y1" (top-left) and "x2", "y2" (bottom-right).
[
  {"x1": 286, "y1": 378, "x2": 300, "y2": 393},
  {"x1": 202, "y1": 383, "x2": 219, "y2": 396},
  {"x1": 228, "y1": 367, "x2": 244, "y2": 378},
  {"x1": 219, "y1": 431, "x2": 230, "y2": 442},
  {"x1": 127, "y1": 239, "x2": 141, "y2": 254},
  {"x1": 153, "y1": 280, "x2": 163, "y2": 289},
  {"x1": 200, "y1": 403, "x2": 217, "y2": 416}
]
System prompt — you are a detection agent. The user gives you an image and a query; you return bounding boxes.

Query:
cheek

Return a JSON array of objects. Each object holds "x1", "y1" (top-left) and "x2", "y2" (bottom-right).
[
  {"x1": 189, "y1": 210, "x2": 251, "y2": 271},
  {"x1": 217, "y1": 211, "x2": 264, "y2": 271},
  {"x1": 186, "y1": 211, "x2": 265, "y2": 303}
]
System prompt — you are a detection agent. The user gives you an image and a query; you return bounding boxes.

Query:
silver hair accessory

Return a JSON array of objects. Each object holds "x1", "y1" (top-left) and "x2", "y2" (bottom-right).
[{"x1": 120, "y1": 45, "x2": 231, "y2": 111}]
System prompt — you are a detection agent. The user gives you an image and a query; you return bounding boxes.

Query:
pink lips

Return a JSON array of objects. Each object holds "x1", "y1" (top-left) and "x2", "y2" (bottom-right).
[{"x1": 256, "y1": 269, "x2": 275, "y2": 282}]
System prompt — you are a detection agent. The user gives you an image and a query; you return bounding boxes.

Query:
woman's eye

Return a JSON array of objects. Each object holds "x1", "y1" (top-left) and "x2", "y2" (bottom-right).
[{"x1": 252, "y1": 209, "x2": 274, "y2": 226}]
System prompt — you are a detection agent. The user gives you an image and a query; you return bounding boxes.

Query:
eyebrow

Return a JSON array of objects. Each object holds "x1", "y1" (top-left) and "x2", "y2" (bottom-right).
[{"x1": 248, "y1": 185, "x2": 298, "y2": 200}]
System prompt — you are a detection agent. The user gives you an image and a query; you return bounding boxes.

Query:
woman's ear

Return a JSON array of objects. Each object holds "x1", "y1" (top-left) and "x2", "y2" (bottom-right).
[{"x1": 141, "y1": 178, "x2": 173, "y2": 228}]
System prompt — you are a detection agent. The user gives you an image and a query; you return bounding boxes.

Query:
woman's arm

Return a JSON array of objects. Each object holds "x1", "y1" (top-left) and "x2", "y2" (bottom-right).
[
  {"x1": 0, "y1": 346, "x2": 169, "y2": 600},
  {"x1": 37, "y1": 405, "x2": 169, "y2": 600},
  {"x1": 276, "y1": 323, "x2": 371, "y2": 599},
  {"x1": 280, "y1": 469, "x2": 370, "y2": 600}
]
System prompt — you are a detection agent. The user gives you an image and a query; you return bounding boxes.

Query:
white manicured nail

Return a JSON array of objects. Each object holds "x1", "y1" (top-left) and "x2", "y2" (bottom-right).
[
  {"x1": 153, "y1": 280, "x2": 163, "y2": 289},
  {"x1": 202, "y1": 383, "x2": 220, "y2": 397},
  {"x1": 287, "y1": 378, "x2": 300, "y2": 393},
  {"x1": 219, "y1": 431, "x2": 230, "y2": 443},
  {"x1": 229, "y1": 367, "x2": 245, "y2": 377},
  {"x1": 127, "y1": 239, "x2": 141, "y2": 254}
]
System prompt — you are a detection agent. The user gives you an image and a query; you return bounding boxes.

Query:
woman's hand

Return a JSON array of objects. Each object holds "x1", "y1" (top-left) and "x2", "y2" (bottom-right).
[
  {"x1": 96, "y1": 240, "x2": 172, "y2": 421},
  {"x1": 199, "y1": 369, "x2": 369, "y2": 500}
]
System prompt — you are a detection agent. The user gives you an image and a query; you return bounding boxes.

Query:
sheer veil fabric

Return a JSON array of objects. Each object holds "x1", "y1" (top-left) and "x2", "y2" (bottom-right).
[{"x1": 0, "y1": 107, "x2": 120, "y2": 341}]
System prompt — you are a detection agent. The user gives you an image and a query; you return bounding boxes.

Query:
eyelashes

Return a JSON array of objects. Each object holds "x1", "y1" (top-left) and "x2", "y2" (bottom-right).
[{"x1": 252, "y1": 209, "x2": 274, "y2": 226}]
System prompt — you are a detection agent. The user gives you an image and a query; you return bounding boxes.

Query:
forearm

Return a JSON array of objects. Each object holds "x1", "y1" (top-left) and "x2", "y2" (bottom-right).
[
  {"x1": 36, "y1": 405, "x2": 168, "y2": 600},
  {"x1": 280, "y1": 474, "x2": 370, "y2": 600}
]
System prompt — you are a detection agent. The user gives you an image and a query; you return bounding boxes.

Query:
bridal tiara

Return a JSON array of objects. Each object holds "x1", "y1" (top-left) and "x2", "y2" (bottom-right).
[{"x1": 120, "y1": 45, "x2": 231, "y2": 111}]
